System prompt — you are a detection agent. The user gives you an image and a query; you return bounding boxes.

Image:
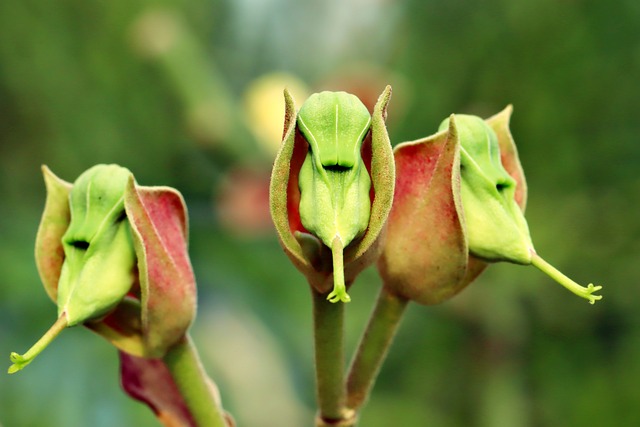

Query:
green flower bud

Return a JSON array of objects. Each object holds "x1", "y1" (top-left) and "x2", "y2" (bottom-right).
[
  {"x1": 297, "y1": 92, "x2": 372, "y2": 303},
  {"x1": 9, "y1": 165, "x2": 136, "y2": 373},
  {"x1": 270, "y1": 87, "x2": 395, "y2": 303},
  {"x1": 438, "y1": 115, "x2": 533, "y2": 264}
]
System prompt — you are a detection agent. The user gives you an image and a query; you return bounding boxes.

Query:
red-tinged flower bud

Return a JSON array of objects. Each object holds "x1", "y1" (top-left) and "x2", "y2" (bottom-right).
[
  {"x1": 378, "y1": 108, "x2": 528, "y2": 305},
  {"x1": 379, "y1": 106, "x2": 602, "y2": 305},
  {"x1": 9, "y1": 165, "x2": 196, "y2": 373},
  {"x1": 270, "y1": 87, "x2": 395, "y2": 300}
]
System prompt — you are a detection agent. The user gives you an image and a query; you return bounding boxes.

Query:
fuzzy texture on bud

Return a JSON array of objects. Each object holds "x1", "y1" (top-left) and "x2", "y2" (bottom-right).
[{"x1": 379, "y1": 107, "x2": 528, "y2": 305}]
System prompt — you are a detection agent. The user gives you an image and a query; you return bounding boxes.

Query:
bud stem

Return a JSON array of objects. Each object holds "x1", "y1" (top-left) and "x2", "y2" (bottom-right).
[
  {"x1": 312, "y1": 286, "x2": 350, "y2": 423},
  {"x1": 530, "y1": 253, "x2": 603, "y2": 304},
  {"x1": 8, "y1": 314, "x2": 68, "y2": 374},
  {"x1": 346, "y1": 287, "x2": 408, "y2": 412},
  {"x1": 327, "y1": 236, "x2": 351, "y2": 303},
  {"x1": 163, "y1": 335, "x2": 229, "y2": 427}
]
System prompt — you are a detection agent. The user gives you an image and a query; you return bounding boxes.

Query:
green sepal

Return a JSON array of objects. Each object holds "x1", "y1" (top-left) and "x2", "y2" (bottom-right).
[
  {"x1": 122, "y1": 177, "x2": 196, "y2": 357},
  {"x1": 35, "y1": 165, "x2": 73, "y2": 302}
]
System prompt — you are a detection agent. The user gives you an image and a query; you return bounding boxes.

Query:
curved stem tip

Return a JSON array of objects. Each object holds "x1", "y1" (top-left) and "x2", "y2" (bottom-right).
[
  {"x1": 531, "y1": 253, "x2": 603, "y2": 304},
  {"x1": 9, "y1": 314, "x2": 68, "y2": 374}
]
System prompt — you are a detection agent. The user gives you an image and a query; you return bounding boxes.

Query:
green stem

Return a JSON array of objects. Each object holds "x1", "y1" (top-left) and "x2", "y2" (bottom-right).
[
  {"x1": 312, "y1": 286, "x2": 350, "y2": 423},
  {"x1": 346, "y1": 287, "x2": 408, "y2": 412},
  {"x1": 8, "y1": 314, "x2": 68, "y2": 374},
  {"x1": 163, "y1": 335, "x2": 228, "y2": 427},
  {"x1": 530, "y1": 252, "x2": 603, "y2": 304}
]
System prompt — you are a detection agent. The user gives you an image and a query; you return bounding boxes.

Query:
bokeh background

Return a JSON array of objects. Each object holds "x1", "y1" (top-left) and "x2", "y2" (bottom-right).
[{"x1": 1, "y1": 0, "x2": 639, "y2": 426}]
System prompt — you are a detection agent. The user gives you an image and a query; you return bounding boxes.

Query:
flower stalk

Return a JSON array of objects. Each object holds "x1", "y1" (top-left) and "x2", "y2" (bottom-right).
[
  {"x1": 163, "y1": 335, "x2": 229, "y2": 427},
  {"x1": 8, "y1": 315, "x2": 68, "y2": 374},
  {"x1": 346, "y1": 287, "x2": 408, "y2": 412},
  {"x1": 312, "y1": 287, "x2": 350, "y2": 422}
]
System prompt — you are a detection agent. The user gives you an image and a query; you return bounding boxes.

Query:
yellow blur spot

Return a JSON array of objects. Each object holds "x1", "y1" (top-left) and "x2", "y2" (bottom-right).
[{"x1": 243, "y1": 73, "x2": 309, "y2": 156}]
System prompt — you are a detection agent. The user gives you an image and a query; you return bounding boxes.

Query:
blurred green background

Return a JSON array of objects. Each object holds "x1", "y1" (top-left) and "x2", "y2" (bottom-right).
[{"x1": 1, "y1": 0, "x2": 639, "y2": 426}]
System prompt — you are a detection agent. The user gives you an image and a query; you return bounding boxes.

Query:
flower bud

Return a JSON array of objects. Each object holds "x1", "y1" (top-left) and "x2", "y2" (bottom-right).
[
  {"x1": 444, "y1": 113, "x2": 601, "y2": 304},
  {"x1": 270, "y1": 87, "x2": 395, "y2": 302},
  {"x1": 380, "y1": 107, "x2": 602, "y2": 305},
  {"x1": 9, "y1": 164, "x2": 196, "y2": 373}
]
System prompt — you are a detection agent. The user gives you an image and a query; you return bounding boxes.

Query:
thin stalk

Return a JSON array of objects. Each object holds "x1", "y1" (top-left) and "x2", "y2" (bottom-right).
[
  {"x1": 163, "y1": 335, "x2": 228, "y2": 427},
  {"x1": 327, "y1": 236, "x2": 351, "y2": 303},
  {"x1": 312, "y1": 286, "x2": 349, "y2": 423},
  {"x1": 346, "y1": 286, "x2": 408, "y2": 412},
  {"x1": 530, "y1": 252, "x2": 603, "y2": 304},
  {"x1": 8, "y1": 314, "x2": 68, "y2": 373}
]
